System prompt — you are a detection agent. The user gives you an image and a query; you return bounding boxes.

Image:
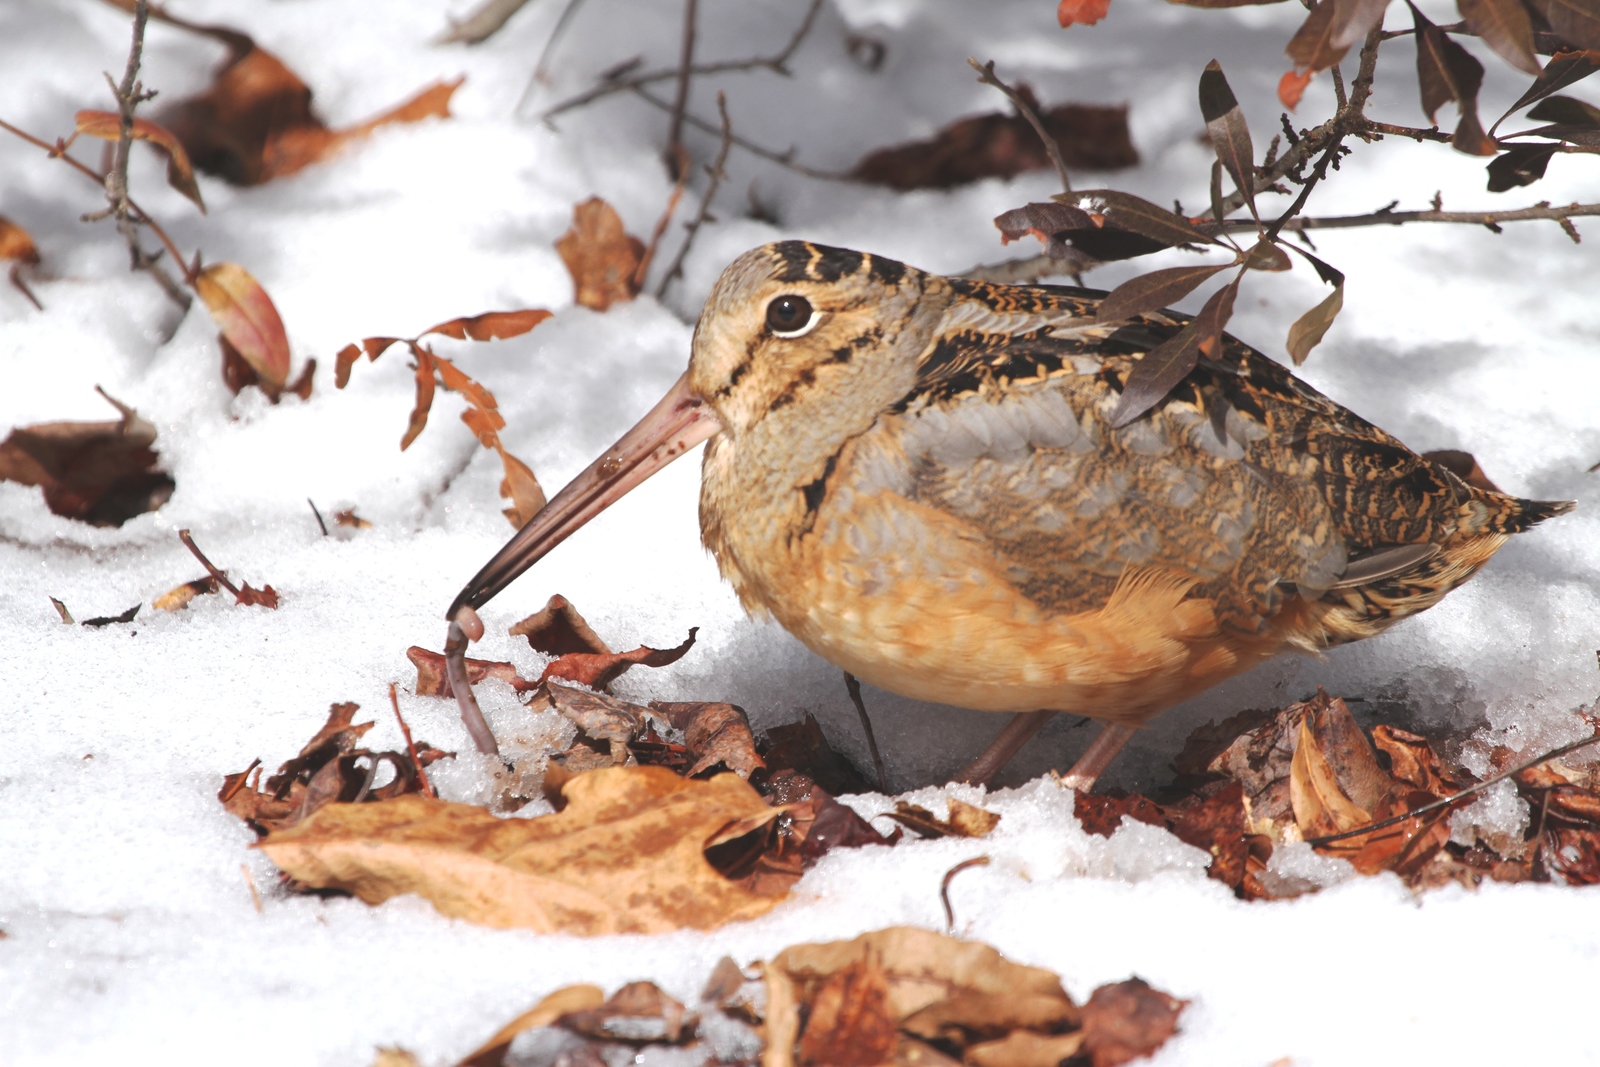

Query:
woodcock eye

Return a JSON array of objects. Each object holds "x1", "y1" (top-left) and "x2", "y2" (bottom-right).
[{"x1": 765, "y1": 295, "x2": 818, "y2": 338}]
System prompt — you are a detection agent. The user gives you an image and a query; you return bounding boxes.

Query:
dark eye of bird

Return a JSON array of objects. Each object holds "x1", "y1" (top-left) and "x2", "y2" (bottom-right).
[{"x1": 765, "y1": 295, "x2": 812, "y2": 334}]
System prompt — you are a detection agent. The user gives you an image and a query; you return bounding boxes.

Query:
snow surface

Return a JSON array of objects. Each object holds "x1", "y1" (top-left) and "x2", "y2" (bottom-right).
[{"x1": 2, "y1": 0, "x2": 1598, "y2": 1063}]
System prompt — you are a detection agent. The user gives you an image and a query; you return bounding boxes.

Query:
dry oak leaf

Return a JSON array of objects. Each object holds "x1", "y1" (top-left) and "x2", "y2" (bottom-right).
[
  {"x1": 556, "y1": 197, "x2": 645, "y2": 311},
  {"x1": 764, "y1": 926, "x2": 1079, "y2": 1067},
  {"x1": 0, "y1": 387, "x2": 174, "y2": 527},
  {"x1": 886, "y1": 797, "x2": 1001, "y2": 839},
  {"x1": 161, "y1": 25, "x2": 460, "y2": 186},
  {"x1": 257, "y1": 765, "x2": 790, "y2": 933}
]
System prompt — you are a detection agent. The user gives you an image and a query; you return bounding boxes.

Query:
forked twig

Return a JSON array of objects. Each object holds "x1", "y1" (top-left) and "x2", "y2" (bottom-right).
[{"x1": 968, "y1": 58, "x2": 1072, "y2": 195}]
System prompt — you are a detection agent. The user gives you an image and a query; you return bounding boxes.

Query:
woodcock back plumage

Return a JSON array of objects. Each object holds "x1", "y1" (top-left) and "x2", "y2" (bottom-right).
[{"x1": 445, "y1": 240, "x2": 1571, "y2": 787}]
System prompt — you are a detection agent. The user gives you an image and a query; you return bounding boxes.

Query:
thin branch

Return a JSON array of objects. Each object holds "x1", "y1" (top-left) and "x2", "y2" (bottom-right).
[
  {"x1": 1366, "y1": 120, "x2": 1453, "y2": 143},
  {"x1": 1228, "y1": 199, "x2": 1600, "y2": 235},
  {"x1": 1303, "y1": 730, "x2": 1600, "y2": 846},
  {"x1": 655, "y1": 92, "x2": 733, "y2": 298},
  {"x1": 307, "y1": 498, "x2": 329, "y2": 536},
  {"x1": 635, "y1": 147, "x2": 691, "y2": 291},
  {"x1": 968, "y1": 58, "x2": 1072, "y2": 195},
  {"x1": 630, "y1": 84, "x2": 851, "y2": 181},
  {"x1": 958, "y1": 249, "x2": 1098, "y2": 284},
  {"x1": 514, "y1": 0, "x2": 590, "y2": 112},
  {"x1": 665, "y1": 0, "x2": 699, "y2": 173},
  {"x1": 390, "y1": 682, "x2": 436, "y2": 799},
  {"x1": 940, "y1": 856, "x2": 990, "y2": 933},
  {"x1": 177, "y1": 529, "x2": 244, "y2": 599},
  {"x1": 537, "y1": 0, "x2": 824, "y2": 122}
]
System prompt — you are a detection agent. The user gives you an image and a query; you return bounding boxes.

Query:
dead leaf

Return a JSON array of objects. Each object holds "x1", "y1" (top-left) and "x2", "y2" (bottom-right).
[
  {"x1": 161, "y1": 26, "x2": 460, "y2": 185},
  {"x1": 649, "y1": 701, "x2": 766, "y2": 779},
  {"x1": 1078, "y1": 979, "x2": 1186, "y2": 1067},
  {"x1": 73, "y1": 109, "x2": 206, "y2": 212},
  {"x1": 796, "y1": 957, "x2": 897, "y2": 1066},
  {"x1": 458, "y1": 985, "x2": 605, "y2": 1067},
  {"x1": 0, "y1": 388, "x2": 174, "y2": 526},
  {"x1": 257, "y1": 766, "x2": 790, "y2": 933},
  {"x1": 423, "y1": 309, "x2": 555, "y2": 342},
  {"x1": 556, "y1": 198, "x2": 645, "y2": 311},
  {"x1": 510, "y1": 594, "x2": 612, "y2": 657},
  {"x1": 1058, "y1": 0, "x2": 1114, "y2": 27},
  {"x1": 333, "y1": 508, "x2": 372, "y2": 529},
  {"x1": 854, "y1": 90, "x2": 1135, "y2": 190},
  {"x1": 538, "y1": 628, "x2": 698, "y2": 690},
  {"x1": 762, "y1": 713, "x2": 876, "y2": 796},
  {"x1": 407, "y1": 645, "x2": 538, "y2": 698},
  {"x1": 559, "y1": 982, "x2": 695, "y2": 1045},
  {"x1": 0, "y1": 216, "x2": 40, "y2": 265},
  {"x1": 80, "y1": 604, "x2": 141, "y2": 627},
  {"x1": 885, "y1": 797, "x2": 1001, "y2": 839},
  {"x1": 153, "y1": 575, "x2": 220, "y2": 611},
  {"x1": 1278, "y1": 67, "x2": 1315, "y2": 109},
  {"x1": 195, "y1": 262, "x2": 291, "y2": 390}
]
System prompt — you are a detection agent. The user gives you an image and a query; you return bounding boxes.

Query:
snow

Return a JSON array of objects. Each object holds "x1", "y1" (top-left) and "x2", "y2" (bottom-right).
[{"x1": 2, "y1": 0, "x2": 1598, "y2": 1064}]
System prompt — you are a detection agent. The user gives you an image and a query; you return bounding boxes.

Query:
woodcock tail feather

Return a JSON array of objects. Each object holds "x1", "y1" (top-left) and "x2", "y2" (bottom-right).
[{"x1": 443, "y1": 241, "x2": 1572, "y2": 789}]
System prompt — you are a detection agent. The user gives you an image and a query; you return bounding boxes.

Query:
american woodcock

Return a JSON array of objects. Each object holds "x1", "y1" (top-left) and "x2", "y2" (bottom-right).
[{"x1": 445, "y1": 240, "x2": 1572, "y2": 788}]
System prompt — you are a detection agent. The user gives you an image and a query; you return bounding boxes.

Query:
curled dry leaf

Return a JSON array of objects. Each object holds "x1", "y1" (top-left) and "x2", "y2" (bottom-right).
[
  {"x1": 80, "y1": 604, "x2": 141, "y2": 628},
  {"x1": 333, "y1": 508, "x2": 372, "y2": 529},
  {"x1": 1058, "y1": 0, "x2": 1113, "y2": 26},
  {"x1": 1286, "y1": 284, "x2": 1344, "y2": 363},
  {"x1": 458, "y1": 985, "x2": 605, "y2": 1067},
  {"x1": 152, "y1": 575, "x2": 219, "y2": 611},
  {"x1": 73, "y1": 110, "x2": 206, "y2": 212},
  {"x1": 0, "y1": 388, "x2": 174, "y2": 527},
  {"x1": 195, "y1": 262, "x2": 291, "y2": 389},
  {"x1": 161, "y1": 24, "x2": 460, "y2": 185},
  {"x1": 257, "y1": 765, "x2": 791, "y2": 933},
  {"x1": 407, "y1": 645, "x2": 539, "y2": 698},
  {"x1": 556, "y1": 198, "x2": 646, "y2": 311},
  {"x1": 885, "y1": 797, "x2": 1001, "y2": 839},
  {"x1": 650, "y1": 700, "x2": 766, "y2": 779},
  {"x1": 852, "y1": 89, "x2": 1136, "y2": 190},
  {"x1": 0, "y1": 216, "x2": 40, "y2": 265},
  {"x1": 422, "y1": 309, "x2": 554, "y2": 342},
  {"x1": 538, "y1": 627, "x2": 698, "y2": 690},
  {"x1": 1279, "y1": 66, "x2": 1315, "y2": 110},
  {"x1": 559, "y1": 982, "x2": 695, "y2": 1045},
  {"x1": 510, "y1": 594, "x2": 612, "y2": 657},
  {"x1": 1287, "y1": 0, "x2": 1349, "y2": 74}
]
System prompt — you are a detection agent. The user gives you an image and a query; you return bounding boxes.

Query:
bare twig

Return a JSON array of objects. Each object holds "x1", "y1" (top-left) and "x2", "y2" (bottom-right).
[
  {"x1": 307, "y1": 498, "x2": 329, "y2": 536},
  {"x1": 665, "y1": 0, "x2": 699, "y2": 173},
  {"x1": 968, "y1": 58, "x2": 1072, "y2": 195},
  {"x1": 635, "y1": 147, "x2": 692, "y2": 291},
  {"x1": 537, "y1": 0, "x2": 823, "y2": 121},
  {"x1": 1303, "y1": 730, "x2": 1600, "y2": 846},
  {"x1": 630, "y1": 84, "x2": 851, "y2": 181},
  {"x1": 959, "y1": 250, "x2": 1099, "y2": 284},
  {"x1": 939, "y1": 856, "x2": 991, "y2": 932},
  {"x1": 177, "y1": 529, "x2": 243, "y2": 599},
  {"x1": 655, "y1": 92, "x2": 735, "y2": 297},
  {"x1": 1230, "y1": 200, "x2": 1600, "y2": 236},
  {"x1": 514, "y1": 0, "x2": 590, "y2": 111},
  {"x1": 843, "y1": 672, "x2": 889, "y2": 793},
  {"x1": 390, "y1": 682, "x2": 436, "y2": 798}
]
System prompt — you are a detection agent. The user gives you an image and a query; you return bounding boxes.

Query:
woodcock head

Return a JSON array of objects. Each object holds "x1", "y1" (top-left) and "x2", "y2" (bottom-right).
[{"x1": 445, "y1": 241, "x2": 1571, "y2": 760}]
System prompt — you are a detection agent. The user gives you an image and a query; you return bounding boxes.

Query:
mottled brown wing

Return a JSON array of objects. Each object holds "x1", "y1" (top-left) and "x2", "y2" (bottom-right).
[{"x1": 886, "y1": 279, "x2": 1485, "y2": 635}]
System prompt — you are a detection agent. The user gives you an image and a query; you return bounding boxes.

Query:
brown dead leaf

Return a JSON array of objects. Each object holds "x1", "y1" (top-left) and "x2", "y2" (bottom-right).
[
  {"x1": 0, "y1": 388, "x2": 174, "y2": 527},
  {"x1": 0, "y1": 216, "x2": 39, "y2": 265},
  {"x1": 161, "y1": 27, "x2": 460, "y2": 185},
  {"x1": 422, "y1": 309, "x2": 554, "y2": 342},
  {"x1": 538, "y1": 628, "x2": 698, "y2": 689},
  {"x1": 74, "y1": 109, "x2": 206, "y2": 212},
  {"x1": 886, "y1": 797, "x2": 1001, "y2": 839},
  {"x1": 510, "y1": 594, "x2": 612, "y2": 657},
  {"x1": 853, "y1": 88, "x2": 1136, "y2": 190},
  {"x1": 257, "y1": 765, "x2": 789, "y2": 933},
  {"x1": 196, "y1": 262, "x2": 291, "y2": 391},
  {"x1": 333, "y1": 508, "x2": 372, "y2": 529},
  {"x1": 407, "y1": 645, "x2": 538, "y2": 698},
  {"x1": 966, "y1": 1029, "x2": 1086, "y2": 1067},
  {"x1": 649, "y1": 701, "x2": 766, "y2": 779},
  {"x1": 153, "y1": 575, "x2": 220, "y2": 611},
  {"x1": 797, "y1": 957, "x2": 897, "y2": 1066},
  {"x1": 763, "y1": 713, "x2": 876, "y2": 796},
  {"x1": 559, "y1": 982, "x2": 695, "y2": 1045},
  {"x1": 459, "y1": 985, "x2": 605, "y2": 1067},
  {"x1": 1058, "y1": 0, "x2": 1114, "y2": 25},
  {"x1": 1079, "y1": 979, "x2": 1186, "y2": 1067},
  {"x1": 555, "y1": 198, "x2": 645, "y2": 311}
]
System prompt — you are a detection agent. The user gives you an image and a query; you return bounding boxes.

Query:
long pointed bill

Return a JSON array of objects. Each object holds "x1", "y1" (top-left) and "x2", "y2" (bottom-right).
[{"x1": 441, "y1": 371, "x2": 723, "y2": 754}]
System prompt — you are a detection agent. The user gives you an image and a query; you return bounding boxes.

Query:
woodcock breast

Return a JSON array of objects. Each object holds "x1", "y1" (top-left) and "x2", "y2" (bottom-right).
[{"x1": 443, "y1": 240, "x2": 1572, "y2": 788}]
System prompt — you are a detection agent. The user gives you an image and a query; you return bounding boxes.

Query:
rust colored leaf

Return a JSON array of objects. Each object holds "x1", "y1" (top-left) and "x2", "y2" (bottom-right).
[
  {"x1": 852, "y1": 93, "x2": 1136, "y2": 190},
  {"x1": 650, "y1": 701, "x2": 766, "y2": 779},
  {"x1": 1287, "y1": 0, "x2": 1350, "y2": 73},
  {"x1": 1079, "y1": 979, "x2": 1186, "y2": 1067},
  {"x1": 0, "y1": 389, "x2": 174, "y2": 527},
  {"x1": 334, "y1": 337, "x2": 404, "y2": 389},
  {"x1": 556, "y1": 198, "x2": 645, "y2": 311},
  {"x1": 559, "y1": 982, "x2": 695, "y2": 1045},
  {"x1": 538, "y1": 628, "x2": 698, "y2": 690},
  {"x1": 510, "y1": 595, "x2": 612, "y2": 657},
  {"x1": 1286, "y1": 282, "x2": 1344, "y2": 363},
  {"x1": 400, "y1": 347, "x2": 437, "y2": 451},
  {"x1": 407, "y1": 645, "x2": 538, "y2": 698},
  {"x1": 233, "y1": 583, "x2": 280, "y2": 609},
  {"x1": 966, "y1": 1031, "x2": 1086, "y2": 1067},
  {"x1": 1074, "y1": 791, "x2": 1169, "y2": 837},
  {"x1": 153, "y1": 575, "x2": 220, "y2": 611},
  {"x1": 1058, "y1": 0, "x2": 1113, "y2": 25},
  {"x1": 886, "y1": 797, "x2": 1001, "y2": 839},
  {"x1": 74, "y1": 110, "x2": 206, "y2": 212},
  {"x1": 1528, "y1": 0, "x2": 1600, "y2": 50},
  {"x1": 1108, "y1": 322, "x2": 1199, "y2": 429},
  {"x1": 1170, "y1": 0, "x2": 1291, "y2": 6},
  {"x1": 762, "y1": 714, "x2": 876, "y2": 797},
  {"x1": 0, "y1": 216, "x2": 41, "y2": 265},
  {"x1": 796, "y1": 958, "x2": 897, "y2": 1066},
  {"x1": 1502, "y1": 48, "x2": 1600, "y2": 117},
  {"x1": 1279, "y1": 67, "x2": 1315, "y2": 110},
  {"x1": 1199, "y1": 61, "x2": 1257, "y2": 218},
  {"x1": 497, "y1": 448, "x2": 546, "y2": 528},
  {"x1": 1167, "y1": 782, "x2": 1252, "y2": 888},
  {"x1": 333, "y1": 508, "x2": 373, "y2": 529},
  {"x1": 458, "y1": 985, "x2": 605, "y2": 1067},
  {"x1": 257, "y1": 766, "x2": 790, "y2": 933},
  {"x1": 163, "y1": 29, "x2": 460, "y2": 185},
  {"x1": 1096, "y1": 264, "x2": 1232, "y2": 324},
  {"x1": 195, "y1": 262, "x2": 290, "y2": 389},
  {"x1": 422, "y1": 308, "x2": 555, "y2": 342},
  {"x1": 1459, "y1": 0, "x2": 1541, "y2": 73}
]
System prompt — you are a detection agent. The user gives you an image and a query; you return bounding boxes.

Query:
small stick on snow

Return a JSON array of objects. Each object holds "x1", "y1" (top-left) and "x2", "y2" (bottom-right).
[
  {"x1": 307, "y1": 498, "x2": 328, "y2": 537},
  {"x1": 177, "y1": 529, "x2": 243, "y2": 599},
  {"x1": 390, "y1": 682, "x2": 436, "y2": 799},
  {"x1": 940, "y1": 855, "x2": 990, "y2": 933},
  {"x1": 844, "y1": 671, "x2": 888, "y2": 794},
  {"x1": 240, "y1": 863, "x2": 263, "y2": 914}
]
